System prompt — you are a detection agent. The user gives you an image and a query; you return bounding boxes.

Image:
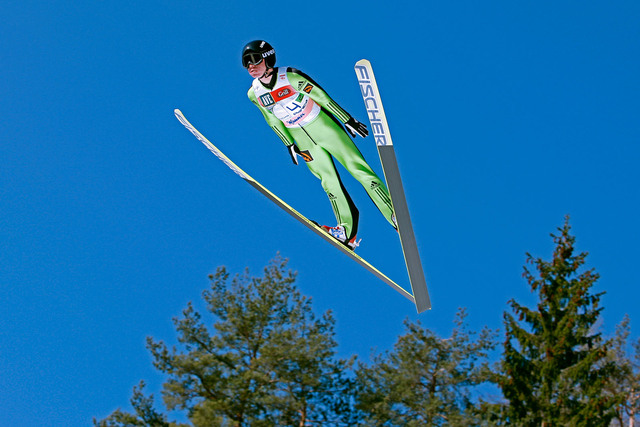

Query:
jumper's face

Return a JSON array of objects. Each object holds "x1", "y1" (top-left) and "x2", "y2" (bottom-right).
[{"x1": 246, "y1": 58, "x2": 267, "y2": 78}]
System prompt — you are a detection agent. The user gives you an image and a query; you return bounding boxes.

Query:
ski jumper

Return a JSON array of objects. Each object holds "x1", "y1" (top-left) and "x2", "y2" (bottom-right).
[{"x1": 248, "y1": 67, "x2": 395, "y2": 239}]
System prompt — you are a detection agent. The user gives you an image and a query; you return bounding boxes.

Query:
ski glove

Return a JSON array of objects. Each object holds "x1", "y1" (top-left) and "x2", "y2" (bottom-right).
[
  {"x1": 344, "y1": 117, "x2": 369, "y2": 138},
  {"x1": 288, "y1": 144, "x2": 302, "y2": 165}
]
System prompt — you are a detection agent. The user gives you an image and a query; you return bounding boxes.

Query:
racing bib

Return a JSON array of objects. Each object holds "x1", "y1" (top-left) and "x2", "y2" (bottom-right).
[{"x1": 253, "y1": 68, "x2": 320, "y2": 128}]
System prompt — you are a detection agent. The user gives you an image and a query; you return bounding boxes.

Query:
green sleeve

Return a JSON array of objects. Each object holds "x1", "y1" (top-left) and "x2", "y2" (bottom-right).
[
  {"x1": 286, "y1": 70, "x2": 352, "y2": 123},
  {"x1": 248, "y1": 88, "x2": 296, "y2": 147}
]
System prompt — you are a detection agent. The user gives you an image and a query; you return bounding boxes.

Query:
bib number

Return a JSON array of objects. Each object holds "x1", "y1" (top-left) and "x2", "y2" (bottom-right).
[{"x1": 286, "y1": 102, "x2": 303, "y2": 113}]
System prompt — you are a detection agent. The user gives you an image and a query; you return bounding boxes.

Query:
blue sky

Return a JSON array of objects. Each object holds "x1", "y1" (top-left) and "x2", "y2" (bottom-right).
[{"x1": 2, "y1": 1, "x2": 639, "y2": 425}]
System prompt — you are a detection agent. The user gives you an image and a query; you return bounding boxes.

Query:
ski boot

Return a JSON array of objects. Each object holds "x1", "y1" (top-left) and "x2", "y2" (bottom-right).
[{"x1": 320, "y1": 224, "x2": 361, "y2": 250}]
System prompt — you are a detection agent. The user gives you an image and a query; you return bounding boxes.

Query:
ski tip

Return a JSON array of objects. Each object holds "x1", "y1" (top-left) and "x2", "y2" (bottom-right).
[
  {"x1": 355, "y1": 59, "x2": 371, "y2": 67},
  {"x1": 174, "y1": 109, "x2": 186, "y2": 122}
]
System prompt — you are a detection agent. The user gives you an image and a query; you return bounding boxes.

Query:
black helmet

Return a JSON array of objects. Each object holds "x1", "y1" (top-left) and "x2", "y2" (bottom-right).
[{"x1": 242, "y1": 40, "x2": 276, "y2": 68}]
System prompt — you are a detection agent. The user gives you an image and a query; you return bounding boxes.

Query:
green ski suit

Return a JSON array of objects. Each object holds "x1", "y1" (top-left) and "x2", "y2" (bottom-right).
[{"x1": 248, "y1": 67, "x2": 395, "y2": 239}]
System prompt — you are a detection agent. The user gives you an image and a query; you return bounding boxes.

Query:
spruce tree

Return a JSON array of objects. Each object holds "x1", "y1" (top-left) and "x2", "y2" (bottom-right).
[{"x1": 499, "y1": 217, "x2": 617, "y2": 426}]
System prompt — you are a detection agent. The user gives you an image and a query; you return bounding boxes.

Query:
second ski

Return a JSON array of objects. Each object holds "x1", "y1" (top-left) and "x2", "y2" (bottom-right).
[{"x1": 355, "y1": 59, "x2": 432, "y2": 313}]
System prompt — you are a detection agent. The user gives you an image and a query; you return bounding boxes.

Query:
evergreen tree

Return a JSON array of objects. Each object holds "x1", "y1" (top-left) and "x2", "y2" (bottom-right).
[
  {"x1": 499, "y1": 217, "x2": 618, "y2": 426},
  {"x1": 356, "y1": 308, "x2": 497, "y2": 426},
  {"x1": 607, "y1": 315, "x2": 640, "y2": 426},
  {"x1": 96, "y1": 256, "x2": 356, "y2": 426}
]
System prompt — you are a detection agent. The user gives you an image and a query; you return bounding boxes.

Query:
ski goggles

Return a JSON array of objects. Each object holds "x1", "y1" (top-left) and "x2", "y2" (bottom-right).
[{"x1": 242, "y1": 53, "x2": 264, "y2": 68}]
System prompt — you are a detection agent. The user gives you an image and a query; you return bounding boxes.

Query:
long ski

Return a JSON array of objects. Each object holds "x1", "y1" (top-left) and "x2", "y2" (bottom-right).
[
  {"x1": 174, "y1": 109, "x2": 414, "y2": 304},
  {"x1": 354, "y1": 60, "x2": 432, "y2": 313}
]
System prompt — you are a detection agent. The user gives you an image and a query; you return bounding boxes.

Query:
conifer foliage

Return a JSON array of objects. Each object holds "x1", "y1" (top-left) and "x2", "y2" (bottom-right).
[
  {"x1": 355, "y1": 308, "x2": 497, "y2": 426},
  {"x1": 97, "y1": 255, "x2": 354, "y2": 426},
  {"x1": 499, "y1": 217, "x2": 618, "y2": 425},
  {"x1": 607, "y1": 316, "x2": 640, "y2": 426},
  {"x1": 95, "y1": 219, "x2": 639, "y2": 426}
]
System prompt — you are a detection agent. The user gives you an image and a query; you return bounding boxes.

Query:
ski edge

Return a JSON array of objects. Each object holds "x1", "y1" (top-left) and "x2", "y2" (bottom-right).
[{"x1": 174, "y1": 109, "x2": 415, "y2": 304}]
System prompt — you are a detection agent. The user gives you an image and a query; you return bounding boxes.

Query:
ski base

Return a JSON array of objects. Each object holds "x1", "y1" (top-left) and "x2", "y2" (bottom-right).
[{"x1": 355, "y1": 59, "x2": 432, "y2": 313}]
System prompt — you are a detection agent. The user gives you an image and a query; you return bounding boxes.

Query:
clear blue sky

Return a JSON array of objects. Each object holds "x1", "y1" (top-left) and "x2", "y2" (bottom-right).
[{"x1": 2, "y1": 1, "x2": 639, "y2": 425}]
